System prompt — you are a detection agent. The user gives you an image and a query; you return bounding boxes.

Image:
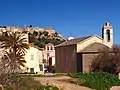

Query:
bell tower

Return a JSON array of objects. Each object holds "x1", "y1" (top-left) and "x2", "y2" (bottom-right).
[{"x1": 102, "y1": 22, "x2": 113, "y2": 48}]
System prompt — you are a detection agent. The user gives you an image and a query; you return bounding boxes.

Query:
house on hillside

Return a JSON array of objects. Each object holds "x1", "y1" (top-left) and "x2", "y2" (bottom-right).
[
  {"x1": 23, "y1": 45, "x2": 44, "y2": 74},
  {"x1": 55, "y1": 22, "x2": 113, "y2": 73}
]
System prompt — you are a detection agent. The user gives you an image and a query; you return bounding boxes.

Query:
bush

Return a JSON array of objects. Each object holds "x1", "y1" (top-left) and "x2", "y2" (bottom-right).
[
  {"x1": 90, "y1": 46, "x2": 120, "y2": 75},
  {"x1": 68, "y1": 72, "x2": 120, "y2": 90}
]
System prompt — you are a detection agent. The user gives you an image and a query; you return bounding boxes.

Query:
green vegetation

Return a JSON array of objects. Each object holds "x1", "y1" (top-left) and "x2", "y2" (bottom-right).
[
  {"x1": 4, "y1": 77, "x2": 63, "y2": 90},
  {"x1": 28, "y1": 31, "x2": 66, "y2": 48},
  {"x1": 70, "y1": 46, "x2": 120, "y2": 90},
  {"x1": 0, "y1": 32, "x2": 63, "y2": 90},
  {"x1": 68, "y1": 72, "x2": 120, "y2": 90}
]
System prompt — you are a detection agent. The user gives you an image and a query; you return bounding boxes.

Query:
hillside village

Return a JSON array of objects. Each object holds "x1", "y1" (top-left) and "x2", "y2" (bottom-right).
[
  {"x1": 1, "y1": 0, "x2": 120, "y2": 89},
  {"x1": 0, "y1": 22, "x2": 114, "y2": 74},
  {"x1": 1, "y1": 22, "x2": 120, "y2": 90},
  {"x1": 0, "y1": 25, "x2": 67, "y2": 74}
]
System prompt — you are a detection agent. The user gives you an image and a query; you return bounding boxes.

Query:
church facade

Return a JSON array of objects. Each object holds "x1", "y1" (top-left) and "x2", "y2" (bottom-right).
[{"x1": 55, "y1": 22, "x2": 113, "y2": 73}]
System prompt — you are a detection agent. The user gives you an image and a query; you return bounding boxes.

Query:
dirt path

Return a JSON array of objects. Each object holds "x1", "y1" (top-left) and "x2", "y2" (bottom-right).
[{"x1": 34, "y1": 76, "x2": 92, "y2": 90}]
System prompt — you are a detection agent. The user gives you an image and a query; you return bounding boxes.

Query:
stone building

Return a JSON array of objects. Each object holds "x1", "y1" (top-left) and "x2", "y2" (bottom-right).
[{"x1": 55, "y1": 22, "x2": 113, "y2": 73}]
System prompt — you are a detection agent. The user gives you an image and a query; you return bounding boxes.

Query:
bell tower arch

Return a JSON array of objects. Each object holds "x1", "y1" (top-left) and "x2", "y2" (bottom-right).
[{"x1": 102, "y1": 22, "x2": 113, "y2": 47}]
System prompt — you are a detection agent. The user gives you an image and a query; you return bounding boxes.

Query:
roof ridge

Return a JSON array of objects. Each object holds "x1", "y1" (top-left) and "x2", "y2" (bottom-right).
[
  {"x1": 74, "y1": 35, "x2": 92, "y2": 39},
  {"x1": 55, "y1": 35, "x2": 92, "y2": 47}
]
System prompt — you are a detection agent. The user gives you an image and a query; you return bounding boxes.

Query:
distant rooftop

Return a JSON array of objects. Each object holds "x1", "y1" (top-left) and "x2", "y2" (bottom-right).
[{"x1": 55, "y1": 36, "x2": 92, "y2": 47}]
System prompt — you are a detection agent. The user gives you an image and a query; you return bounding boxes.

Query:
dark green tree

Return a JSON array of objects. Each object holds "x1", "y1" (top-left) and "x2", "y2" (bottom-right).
[
  {"x1": 28, "y1": 33, "x2": 35, "y2": 43},
  {"x1": 43, "y1": 31, "x2": 48, "y2": 36},
  {"x1": 34, "y1": 40, "x2": 45, "y2": 48}
]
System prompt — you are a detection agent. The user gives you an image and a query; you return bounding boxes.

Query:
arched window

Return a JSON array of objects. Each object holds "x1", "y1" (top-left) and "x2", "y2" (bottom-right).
[
  {"x1": 51, "y1": 46, "x2": 53, "y2": 50},
  {"x1": 107, "y1": 30, "x2": 110, "y2": 41}
]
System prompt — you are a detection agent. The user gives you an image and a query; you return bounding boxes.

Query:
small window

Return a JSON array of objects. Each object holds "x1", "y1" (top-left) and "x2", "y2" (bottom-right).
[
  {"x1": 39, "y1": 64, "x2": 43, "y2": 71},
  {"x1": 30, "y1": 54, "x2": 34, "y2": 60},
  {"x1": 30, "y1": 68, "x2": 34, "y2": 73},
  {"x1": 107, "y1": 30, "x2": 110, "y2": 42},
  {"x1": 49, "y1": 57, "x2": 52, "y2": 66},
  {"x1": 47, "y1": 46, "x2": 49, "y2": 51},
  {"x1": 51, "y1": 46, "x2": 53, "y2": 50},
  {"x1": 27, "y1": 68, "x2": 29, "y2": 70}
]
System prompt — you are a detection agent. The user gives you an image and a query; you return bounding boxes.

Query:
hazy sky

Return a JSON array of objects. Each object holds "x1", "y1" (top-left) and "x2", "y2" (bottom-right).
[{"x1": 0, "y1": 0, "x2": 120, "y2": 44}]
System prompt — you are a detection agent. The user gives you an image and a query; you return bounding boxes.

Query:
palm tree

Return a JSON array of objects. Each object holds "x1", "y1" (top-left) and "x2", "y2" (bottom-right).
[
  {"x1": 0, "y1": 32, "x2": 29, "y2": 90},
  {"x1": 1, "y1": 32, "x2": 29, "y2": 52},
  {"x1": 0, "y1": 32, "x2": 29, "y2": 74},
  {"x1": 0, "y1": 50, "x2": 26, "y2": 74},
  {"x1": 0, "y1": 50, "x2": 25, "y2": 90}
]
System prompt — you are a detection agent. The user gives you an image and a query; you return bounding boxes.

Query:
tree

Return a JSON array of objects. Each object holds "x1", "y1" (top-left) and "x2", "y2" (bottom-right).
[
  {"x1": 54, "y1": 32, "x2": 58, "y2": 37},
  {"x1": 90, "y1": 46, "x2": 120, "y2": 75},
  {"x1": 52, "y1": 38, "x2": 65, "y2": 45},
  {"x1": 0, "y1": 50, "x2": 26, "y2": 74},
  {"x1": 0, "y1": 32, "x2": 29, "y2": 54},
  {"x1": 0, "y1": 32, "x2": 29, "y2": 90},
  {"x1": 0, "y1": 50, "x2": 25, "y2": 90},
  {"x1": 34, "y1": 40, "x2": 45, "y2": 48},
  {"x1": 43, "y1": 31, "x2": 48, "y2": 36}
]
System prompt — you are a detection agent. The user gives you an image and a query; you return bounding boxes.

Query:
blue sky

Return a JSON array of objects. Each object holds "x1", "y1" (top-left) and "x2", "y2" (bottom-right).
[{"x1": 0, "y1": 0, "x2": 120, "y2": 44}]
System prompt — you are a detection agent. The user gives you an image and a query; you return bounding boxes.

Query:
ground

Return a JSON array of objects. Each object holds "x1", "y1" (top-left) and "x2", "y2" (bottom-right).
[{"x1": 34, "y1": 76, "x2": 91, "y2": 90}]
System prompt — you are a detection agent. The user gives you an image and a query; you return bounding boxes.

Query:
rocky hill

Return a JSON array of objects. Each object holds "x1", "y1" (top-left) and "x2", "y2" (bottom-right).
[
  {"x1": 0, "y1": 25, "x2": 67, "y2": 48},
  {"x1": 27, "y1": 27, "x2": 66, "y2": 48}
]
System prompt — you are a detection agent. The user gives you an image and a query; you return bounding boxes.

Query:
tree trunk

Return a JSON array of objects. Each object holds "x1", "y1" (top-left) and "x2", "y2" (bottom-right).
[
  {"x1": 13, "y1": 82, "x2": 19, "y2": 90},
  {"x1": 0, "y1": 84, "x2": 3, "y2": 90}
]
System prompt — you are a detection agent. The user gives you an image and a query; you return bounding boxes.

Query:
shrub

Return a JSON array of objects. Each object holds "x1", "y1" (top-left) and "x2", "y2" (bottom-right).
[
  {"x1": 90, "y1": 46, "x2": 120, "y2": 75},
  {"x1": 68, "y1": 72, "x2": 120, "y2": 90}
]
